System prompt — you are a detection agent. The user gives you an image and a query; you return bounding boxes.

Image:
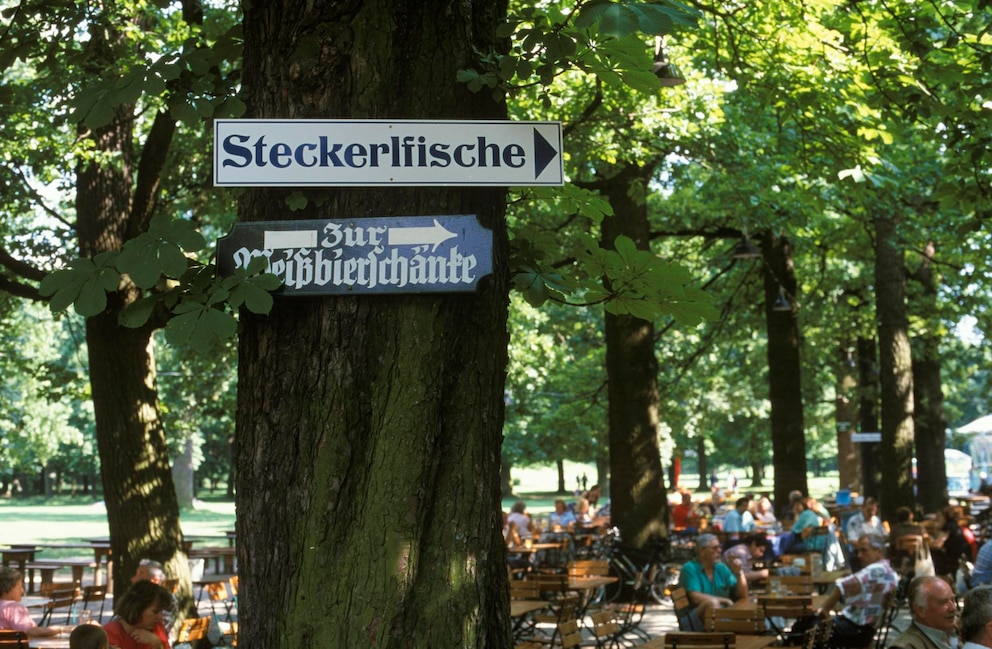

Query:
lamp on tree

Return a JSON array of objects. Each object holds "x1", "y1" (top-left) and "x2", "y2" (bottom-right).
[
  {"x1": 730, "y1": 236, "x2": 761, "y2": 259},
  {"x1": 653, "y1": 36, "x2": 685, "y2": 87},
  {"x1": 772, "y1": 288, "x2": 793, "y2": 312}
]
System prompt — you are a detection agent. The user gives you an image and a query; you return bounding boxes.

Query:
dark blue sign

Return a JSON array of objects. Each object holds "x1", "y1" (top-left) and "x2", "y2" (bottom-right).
[{"x1": 217, "y1": 215, "x2": 493, "y2": 295}]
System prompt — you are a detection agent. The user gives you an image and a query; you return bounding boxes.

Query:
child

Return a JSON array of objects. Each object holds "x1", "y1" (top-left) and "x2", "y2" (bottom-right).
[{"x1": 69, "y1": 624, "x2": 109, "y2": 649}]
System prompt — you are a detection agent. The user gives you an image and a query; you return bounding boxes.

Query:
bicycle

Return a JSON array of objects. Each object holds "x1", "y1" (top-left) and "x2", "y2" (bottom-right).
[{"x1": 593, "y1": 527, "x2": 685, "y2": 604}]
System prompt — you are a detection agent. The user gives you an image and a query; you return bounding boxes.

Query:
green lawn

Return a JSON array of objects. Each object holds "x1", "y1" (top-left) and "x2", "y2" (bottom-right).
[{"x1": 1, "y1": 465, "x2": 843, "y2": 545}]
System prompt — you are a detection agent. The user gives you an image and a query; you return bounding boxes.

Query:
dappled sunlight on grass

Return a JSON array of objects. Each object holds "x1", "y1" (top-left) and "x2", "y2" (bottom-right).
[{"x1": 0, "y1": 497, "x2": 236, "y2": 547}]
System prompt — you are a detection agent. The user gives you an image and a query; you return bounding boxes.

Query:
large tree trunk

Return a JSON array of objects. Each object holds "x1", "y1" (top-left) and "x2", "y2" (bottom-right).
[
  {"x1": 599, "y1": 165, "x2": 669, "y2": 545},
  {"x1": 235, "y1": 1, "x2": 510, "y2": 646},
  {"x1": 911, "y1": 242, "x2": 948, "y2": 512},
  {"x1": 762, "y1": 234, "x2": 808, "y2": 509},
  {"x1": 874, "y1": 214, "x2": 916, "y2": 518},
  {"x1": 76, "y1": 100, "x2": 190, "y2": 600}
]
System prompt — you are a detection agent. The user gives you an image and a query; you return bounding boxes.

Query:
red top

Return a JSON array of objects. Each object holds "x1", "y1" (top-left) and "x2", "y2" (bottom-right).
[{"x1": 103, "y1": 620, "x2": 171, "y2": 649}]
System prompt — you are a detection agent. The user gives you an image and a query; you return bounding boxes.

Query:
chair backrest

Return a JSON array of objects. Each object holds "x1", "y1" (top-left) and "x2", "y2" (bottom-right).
[
  {"x1": 706, "y1": 607, "x2": 765, "y2": 634},
  {"x1": 664, "y1": 632, "x2": 736, "y2": 649},
  {"x1": 509, "y1": 579, "x2": 542, "y2": 600},
  {"x1": 873, "y1": 591, "x2": 900, "y2": 648},
  {"x1": 82, "y1": 584, "x2": 108, "y2": 621},
  {"x1": 671, "y1": 586, "x2": 694, "y2": 630},
  {"x1": 532, "y1": 573, "x2": 568, "y2": 600},
  {"x1": 41, "y1": 585, "x2": 80, "y2": 625},
  {"x1": 207, "y1": 580, "x2": 229, "y2": 601},
  {"x1": 566, "y1": 559, "x2": 609, "y2": 577},
  {"x1": 812, "y1": 616, "x2": 833, "y2": 649},
  {"x1": 758, "y1": 594, "x2": 813, "y2": 619},
  {"x1": 590, "y1": 609, "x2": 622, "y2": 639},
  {"x1": 559, "y1": 620, "x2": 583, "y2": 649},
  {"x1": 177, "y1": 616, "x2": 212, "y2": 642}
]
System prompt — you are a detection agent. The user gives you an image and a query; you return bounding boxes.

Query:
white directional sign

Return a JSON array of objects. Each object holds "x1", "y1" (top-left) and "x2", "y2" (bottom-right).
[
  {"x1": 851, "y1": 432, "x2": 882, "y2": 443},
  {"x1": 214, "y1": 119, "x2": 563, "y2": 187},
  {"x1": 217, "y1": 215, "x2": 493, "y2": 295}
]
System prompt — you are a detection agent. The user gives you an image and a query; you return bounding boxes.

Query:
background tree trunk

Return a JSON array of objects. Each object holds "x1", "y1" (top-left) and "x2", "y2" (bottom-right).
[
  {"x1": 911, "y1": 242, "x2": 948, "y2": 512},
  {"x1": 235, "y1": 1, "x2": 510, "y2": 646},
  {"x1": 600, "y1": 165, "x2": 668, "y2": 545},
  {"x1": 76, "y1": 88, "x2": 190, "y2": 603},
  {"x1": 836, "y1": 344, "x2": 861, "y2": 492},
  {"x1": 857, "y1": 336, "x2": 881, "y2": 499},
  {"x1": 874, "y1": 213, "x2": 916, "y2": 518},
  {"x1": 762, "y1": 234, "x2": 808, "y2": 508}
]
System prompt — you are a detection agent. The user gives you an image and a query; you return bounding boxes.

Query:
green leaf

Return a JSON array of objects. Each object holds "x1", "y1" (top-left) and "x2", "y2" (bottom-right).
[
  {"x1": 76, "y1": 278, "x2": 108, "y2": 317},
  {"x1": 243, "y1": 284, "x2": 274, "y2": 314},
  {"x1": 119, "y1": 295, "x2": 159, "y2": 328}
]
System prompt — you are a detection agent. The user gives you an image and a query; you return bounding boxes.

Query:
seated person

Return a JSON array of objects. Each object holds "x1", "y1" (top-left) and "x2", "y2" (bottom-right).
[
  {"x1": 847, "y1": 497, "x2": 887, "y2": 542},
  {"x1": 888, "y1": 576, "x2": 957, "y2": 649},
  {"x1": 972, "y1": 536, "x2": 992, "y2": 587},
  {"x1": 813, "y1": 534, "x2": 899, "y2": 648},
  {"x1": 671, "y1": 492, "x2": 695, "y2": 531},
  {"x1": 722, "y1": 533, "x2": 770, "y2": 583},
  {"x1": 677, "y1": 532, "x2": 748, "y2": 630},
  {"x1": 506, "y1": 501, "x2": 536, "y2": 540},
  {"x1": 103, "y1": 579, "x2": 174, "y2": 649},
  {"x1": 723, "y1": 497, "x2": 756, "y2": 539},
  {"x1": 132, "y1": 559, "x2": 166, "y2": 584},
  {"x1": 0, "y1": 567, "x2": 65, "y2": 638},
  {"x1": 930, "y1": 505, "x2": 971, "y2": 579},
  {"x1": 779, "y1": 497, "x2": 824, "y2": 554},
  {"x1": 754, "y1": 495, "x2": 778, "y2": 530},
  {"x1": 548, "y1": 499, "x2": 577, "y2": 532},
  {"x1": 70, "y1": 624, "x2": 110, "y2": 649},
  {"x1": 887, "y1": 506, "x2": 926, "y2": 572}
]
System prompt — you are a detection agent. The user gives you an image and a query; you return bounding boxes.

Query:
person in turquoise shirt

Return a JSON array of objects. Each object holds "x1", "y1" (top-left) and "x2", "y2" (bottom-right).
[{"x1": 677, "y1": 532, "x2": 748, "y2": 630}]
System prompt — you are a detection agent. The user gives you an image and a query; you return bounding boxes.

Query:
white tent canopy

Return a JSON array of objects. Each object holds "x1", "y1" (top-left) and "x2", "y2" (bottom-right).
[{"x1": 958, "y1": 414, "x2": 992, "y2": 435}]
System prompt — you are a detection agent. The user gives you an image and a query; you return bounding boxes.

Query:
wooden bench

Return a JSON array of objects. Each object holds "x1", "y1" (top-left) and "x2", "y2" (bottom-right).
[
  {"x1": 188, "y1": 546, "x2": 237, "y2": 574},
  {"x1": 25, "y1": 559, "x2": 97, "y2": 594}
]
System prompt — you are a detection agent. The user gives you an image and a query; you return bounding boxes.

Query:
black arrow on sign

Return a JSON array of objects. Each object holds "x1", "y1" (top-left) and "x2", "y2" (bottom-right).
[{"x1": 533, "y1": 128, "x2": 559, "y2": 179}]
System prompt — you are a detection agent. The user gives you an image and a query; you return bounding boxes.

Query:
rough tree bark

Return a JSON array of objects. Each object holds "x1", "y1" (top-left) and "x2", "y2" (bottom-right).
[
  {"x1": 598, "y1": 164, "x2": 669, "y2": 545},
  {"x1": 762, "y1": 233, "x2": 808, "y2": 509},
  {"x1": 75, "y1": 20, "x2": 191, "y2": 600},
  {"x1": 910, "y1": 242, "x2": 948, "y2": 512},
  {"x1": 874, "y1": 213, "x2": 916, "y2": 518},
  {"x1": 857, "y1": 336, "x2": 882, "y2": 499},
  {"x1": 234, "y1": 1, "x2": 511, "y2": 646}
]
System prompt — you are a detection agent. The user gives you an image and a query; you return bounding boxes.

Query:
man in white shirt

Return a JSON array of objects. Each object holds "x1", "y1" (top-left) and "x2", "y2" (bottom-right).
[
  {"x1": 890, "y1": 576, "x2": 959, "y2": 649},
  {"x1": 961, "y1": 586, "x2": 992, "y2": 649},
  {"x1": 846, "y1": 497, "x2": 887, "y2": 542}
]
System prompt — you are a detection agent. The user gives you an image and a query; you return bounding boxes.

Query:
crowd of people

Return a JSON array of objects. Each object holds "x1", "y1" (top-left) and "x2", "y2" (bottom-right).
[{"x1": 0, "y1": 559, "x2": 175, "y2": 649}]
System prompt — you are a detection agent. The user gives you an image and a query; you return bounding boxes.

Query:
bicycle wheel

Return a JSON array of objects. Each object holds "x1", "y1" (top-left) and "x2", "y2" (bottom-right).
[
  {"x1": 603, "y1": 562, "x2": 625, "y2": 602},
  {"x1": 649, "y1": 562, "x2": 681, "y2": 605}
]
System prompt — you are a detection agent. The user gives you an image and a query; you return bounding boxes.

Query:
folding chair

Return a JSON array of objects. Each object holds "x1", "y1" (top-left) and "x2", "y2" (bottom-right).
[
  {"x1": 205, "y1": 580, "x2": 236, "y2": 623},
  {"x1": 81, "y1": 584, "x2": 109, "y2": 622},
  {"x1": 588, "y1": 609, "x2": 623, "y2": 649},
  {"x1": 38, "y1": 585, "x2": 80, "y2": 626},
  {"x1": 758, "y1": 594, "x2": 813, "y2": 643},
  {"x1": 872, "y1": 592, "x2": 899, "y2": 649},
  {"x1": 663, "y1": 631, "x2": 736, "y2": 649},
  {"x1": 176, "y1": 616, "x2": 211, "y2": 643},
  {"x1": 671, "y1": 586, "x2": 696, "y2": 631}
]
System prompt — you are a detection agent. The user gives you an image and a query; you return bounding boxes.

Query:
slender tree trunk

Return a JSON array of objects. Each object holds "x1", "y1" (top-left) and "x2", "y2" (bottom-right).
[
  {"x1": 697, "y1": 436, "x2": 709, "y2": 493},
  {"x1": 599, "y1": 165, "x2": 669, "y2": 544},
  {"x1": 836, "y1": 344, "x2": 861, "y2": 492},
  {"x1": 911, "y1": 242, "x2": 948, "y2": 512},
  {"x1": 762, "y1": 233, "x2": 808, "y2": 508},
  {"x1": 874, "y1": 213, "x2": 916, "y2": 518},
  {"x1": 857, "y1": 336, "x2": 881, "y2": 499},
  {"x1": 556, "y1": 459, "x2": 568, "y2": 494},
  {"x1": 235, "y1": 1, "x2": 510, "y2": 646}
]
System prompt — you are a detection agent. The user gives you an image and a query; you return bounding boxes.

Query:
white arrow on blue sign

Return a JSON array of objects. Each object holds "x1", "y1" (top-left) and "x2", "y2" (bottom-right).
[
  {"x1": 214, "y1": 119, "x2": 564, "y2": 187},
  {"x1": 218, "y1": 215, "x2": 494, "y2": 295}
]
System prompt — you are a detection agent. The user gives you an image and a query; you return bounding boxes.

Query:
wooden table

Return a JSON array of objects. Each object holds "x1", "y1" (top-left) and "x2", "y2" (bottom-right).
[
  {"x1": 28, "y1": 635, "x2": 71, "y2": 648},
  {"x1": 2, "y1": 546, "x2": 40, "y2": 574},
  {"x1": 812, "y1": 569, "x2": 848, "y2": 587},
  {"x1": 638, "y1": 634, "x2": 778, "y2": 649},
  {"x1": 511, "y1": 600, "x2": 549, "y2": 617}
]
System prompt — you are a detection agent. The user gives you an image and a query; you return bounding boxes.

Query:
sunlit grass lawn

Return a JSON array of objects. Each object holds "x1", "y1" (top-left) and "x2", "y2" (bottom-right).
[
  {"x1": 1, "y1": 463, "x2": 841, "y2": 546},
  {"x1": 0, "y1": 495, "x2": 236, "y2": 551}
]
